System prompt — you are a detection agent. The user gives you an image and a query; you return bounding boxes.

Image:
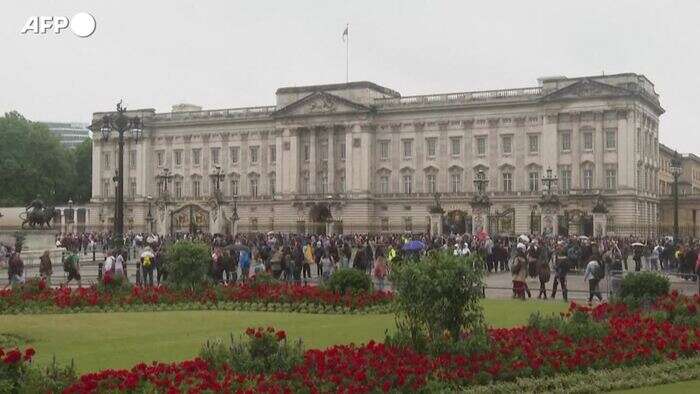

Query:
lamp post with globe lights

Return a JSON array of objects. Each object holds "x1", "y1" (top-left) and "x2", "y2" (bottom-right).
[
  {"x1": 670, "y1": 152, "x2": 683, "y2": 240},
  {"x1": 90, "y1": 101, "x2": 143, "y2": 245}
]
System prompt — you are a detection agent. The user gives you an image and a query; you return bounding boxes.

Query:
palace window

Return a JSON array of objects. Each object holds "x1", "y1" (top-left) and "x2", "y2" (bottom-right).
[
  {"x1": 501, "y1": 135, "x2": 512, "y2": 155},
  {"x1": 319, "y1": 142, "x2": 328, "y2": 161},
  {"x1": 339, "y1": 142, "x2": 346, "y2": 161},
  {"x1": 250, "y1": 178, "x2": 258, "y2": 197},
  {"x1": 379, "y1": 176, "x2": 389, "y2": 194},
  {"x1": 402, "y1": 139, "x2": 413, "y2": 159},
  {"x1": 339, "y1": 175, "x2": 346, "y2": 193},
  {"x1": 175, "y1": 181, "x2": 182, "y2": 198},
  {"x1": 192, "y1": 149, "x2": 201, "y2": 166},
  {"x1": 128, "y1": 150, "x2": 137, "y2": 169},
  {"x1": 605, "y1": 129, "x2": 617, "y2": 149},
  {"x1": 269, "y1": 145, "x2": 276, "y2": 164},
  {"x1": 211, "y1": 147, "x2": 220, "y2": 165},
  {"x1": 230, "y1": 147, "x2": 239, "y2": 164},
  {"x1": 303, "y1": 144, "x2": 310, "y2": 162},
  {"x1": 582, "y1": 164, "x2": 594, "y2": 190},
  {"x1": 560, "y1": 132, "x2": 571, "y2": 152},
  {"x1": 476, "y1": 136, "x2": 487, "y2": 156},
  {"x1": 583, "y1": 131, "x2": 594, "y2": 151},
  {"x1": 426, "y1": 174, "x2": 437, "y2": 194},
  {"x1": 156, "y1": 151, "x2": 164, "y2": 167},
  {"x1": 192, "y1": 179, "x2": 201, "y2": 198},
  {"x1": 381, "y1": 218, "x2": 389, "y2": 232},
  {"x1": 103, "y1": 179, "x2": 111, "y2": 197},
  {"x1": 319, "y1": 173, "x2": 328, "y2": 194},
  {"x1": 230, "y1": 179, "x2": 239, "y2": 196},
  {"x1": 450, "y1": 173, "x2": 462, "y2": 193},
  {"x1": 502, "y1": 172, "x2": 513, "y2": 192},
  {"x1": 379, "y1": 140, "x2": 389, "y2": 160},
  {"x1": 402, "y1": 174, "x2": 413, "y2": 194},
  {"x1": 174, "y1": 150, "x2": 183, "y2": 166},
  {"x1": 404, "y1": 217, "x2": 413, "y2": 232},
  {"x1": 606, "y1": 166, "x2": 617, "y2": 190},
  {"x1": 269, "y1": 175, "x2": 276, "y2": 195},
  {"x1": 528, "y1": 171, "x2": 539, "y2": 192},
  {"x1": 426, "y1": 138, "x2": 437, "y2": 158},
  {"x1": 528, "y1": 134, "x2": 539, "y2": 154},
  {"x1": 129, "y1": 178, "x2": 136, "y2": 198},
  {"x1": 451, "y1": 137, "x2": 461, "y2": 156},
  {"x1": 559, "y1": 166, "x2": 571, "y2": 192},
  {"x1": 249, "y1": 146, "x2": 259, "y2": 164}
]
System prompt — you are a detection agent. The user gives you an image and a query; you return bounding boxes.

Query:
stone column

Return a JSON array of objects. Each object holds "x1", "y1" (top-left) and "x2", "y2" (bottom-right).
[
  {"x1": 327, "y1": 127, "x2": 335, "y2": 193},
  {"x1": 309, "y1": 128, "x2": 317, "y2": 193},
  {"x1": 429, "y1": 211, "x2": 444, "y2": 236},
  {"x1": 470, "y1": 205, "x2": 490, "y2": 234},
  {"x1": 281, "y1": 128, "x2": 298, "y2": 196},
  {"x1": 345, "y1": 125, "x2": 355, "y2": 193},
  {"x1": 539, "y1": 197, "x2": 561, "y2": 237}
]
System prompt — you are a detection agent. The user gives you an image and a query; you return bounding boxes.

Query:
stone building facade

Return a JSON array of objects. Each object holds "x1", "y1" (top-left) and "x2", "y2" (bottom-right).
[
  {"x1": 658, "y1": 144, "x2": 700, "y2": 238},
  {"x1": 89, "y1": 73, "x2": 666, "y2": 236}
]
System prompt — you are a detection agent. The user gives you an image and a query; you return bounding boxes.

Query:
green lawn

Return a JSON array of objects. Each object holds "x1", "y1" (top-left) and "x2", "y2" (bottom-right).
[
  {"x1": 613, "y1": 380, "x2": 700, "y2": 393},
  {"x1": 0, "y1": 299, "x2": 565, "y2": 373}
]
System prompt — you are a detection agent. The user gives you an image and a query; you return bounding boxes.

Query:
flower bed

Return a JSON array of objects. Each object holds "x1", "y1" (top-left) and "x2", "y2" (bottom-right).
[
  {"x1": 0, "y1": 280, "x2": 394, "y2": 315},
  {"x1": 61, "y1": 295, "x2": 700, "y2": 393}
]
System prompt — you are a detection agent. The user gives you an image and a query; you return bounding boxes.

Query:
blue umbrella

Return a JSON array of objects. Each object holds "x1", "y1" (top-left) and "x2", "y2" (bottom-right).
[{"x1": 402, "y1": 240, "x2": 425, "y2": 251}]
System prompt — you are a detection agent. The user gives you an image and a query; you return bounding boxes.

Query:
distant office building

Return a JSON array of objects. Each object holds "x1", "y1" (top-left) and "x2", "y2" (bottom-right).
[{"x1": 42, "y1": 122, "x2": 91, "y2": 148}]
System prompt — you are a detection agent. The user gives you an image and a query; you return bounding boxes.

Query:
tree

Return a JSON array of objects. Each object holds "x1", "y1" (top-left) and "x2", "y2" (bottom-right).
[
  {"x1": 70, "y1": 139, "x2": 93, "y2": 203},
  {"x1": 0, "y1": 111, "x2": 89, "y2": 207}
]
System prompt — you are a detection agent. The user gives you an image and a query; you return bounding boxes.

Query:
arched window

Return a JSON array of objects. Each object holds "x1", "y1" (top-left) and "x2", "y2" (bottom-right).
[{"x1": 581, "y1": 163, "x2": 595, "y2": 190}]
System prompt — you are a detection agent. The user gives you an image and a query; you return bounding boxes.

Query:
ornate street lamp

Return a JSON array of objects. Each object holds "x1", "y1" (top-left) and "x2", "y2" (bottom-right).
[
  {"x1": 473, "y1": 169, "x2": 489, "y2": 194},
  {"x1": 670, "y1": 152, "x2": 683, "y2": 240},
  {"x1": 230, "y1": 193, "x2": 240, "y2": 235},
  {"x1": 145, "y1": 195, "x2": 154, "y2": 233},
  {"x1": 90, "y1": 100, "x2": 144, "y2": 244},
  {"x1": 66, "y1": 198, "x2": 74, "y2": 233},
  {"x1": 541, "y1": 167, "x2": 559, "y2": 195},
  {"x1": 156, "y1": 168, "x2": 174, "y2": 196},
  {"x1": 210, "y1": 165, "x2": 225, "y2": 202}
]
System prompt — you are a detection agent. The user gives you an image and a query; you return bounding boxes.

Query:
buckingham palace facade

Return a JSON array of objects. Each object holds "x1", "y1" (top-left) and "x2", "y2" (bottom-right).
[{"x1": 89, "y1": 73, "x2": 664, "y2": 236}]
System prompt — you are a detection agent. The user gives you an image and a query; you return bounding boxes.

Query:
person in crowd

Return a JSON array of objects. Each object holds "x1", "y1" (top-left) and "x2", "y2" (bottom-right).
[
  {"x1": 551, "y1": 241, "x2": 569, "y2": 302},
  {"x1": 584, "y1": 253, "x2": 604, "y2": 304},
  {"x1": 536, "y1": 247, "x2": 550, "y2": 299},
  {"x1": 39, "y1": 250, "x2": 53, "y2": 285},
  {"x1": 320, "y1": 251, "x2": 334, "y2": 283},
  {"x1": 155, "y1": 247, "x2": 167, "y2": 285},
  {"x1": 302, "y1": 241, "x2": 313, "y2": 284},
  {"x1": 633, "y1": 244, "x2": 643, "y2": 272},
  {"x1": 221, "y1": 248, "x2": 237, "y2": 284},
  {"x1": 63, "y1": 249, "x2": 81, "y2": 286},
  {"x1": 373, "y1": 251, "x2": 388, "y2": 291},
  {"x1": 8, "y1": 249, "x2": 24, "y2": 285},
  {"x1": 239, "y1": 248, "x2": 251, "y2": 282},
  {"x1": 511, "y1": 243, "x2": 528, "y2": 300},
  {"x1": 140, "y1": 246, "x2": 156, "y2": 287}
]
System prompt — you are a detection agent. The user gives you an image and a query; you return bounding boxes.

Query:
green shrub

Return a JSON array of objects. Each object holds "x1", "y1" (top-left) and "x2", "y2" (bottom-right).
[
  {"x1": 164, "y1": 241, "x2": 212, "y2": 290},
  {"x1": 326, "y1": 269, "x2": 373, "y2": 294},
  {"x1": 390, "y1": 250, "x2": 485, "y2": 347},
  {"x1": 528, "y1": 310, "x2": 608, "y2": 341},
  {"x1": 18, "y1": 357, "x2": 77, "y2": 394},
  {"x1": 249, "y1": 272, "x2": 280, "y2": 288},
  {"x1": 619, "y1": 272, "x2": 670, "y2": 302},
  {"x1": 96, "y1": 273, "x2": 132, "y2": 295},
  {"x1": 199, "y1": 327, "x2": 303, "y2": 374}
]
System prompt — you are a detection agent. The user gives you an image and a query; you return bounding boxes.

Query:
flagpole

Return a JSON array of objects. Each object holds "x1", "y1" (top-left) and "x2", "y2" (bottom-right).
[{"x1": 345, "y1": 23, "x2": 349, "y2": 83}]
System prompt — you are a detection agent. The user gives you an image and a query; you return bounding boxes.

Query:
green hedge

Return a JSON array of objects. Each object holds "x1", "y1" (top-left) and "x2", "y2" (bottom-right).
[
  {"x1": 0, "y1": 301, "x2": 395, "y2": 316},
  {"x1": 453, "y1": 357, "x2": 700, "y2": 393}
]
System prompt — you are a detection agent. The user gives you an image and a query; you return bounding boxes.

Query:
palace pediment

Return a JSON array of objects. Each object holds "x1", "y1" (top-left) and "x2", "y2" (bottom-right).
[
  {"x1": 274, "y1": 91, "x2": 372, "y2": 117},
  {"x1": 542, "y1": 79, "x2": 632, "y2": 102}
]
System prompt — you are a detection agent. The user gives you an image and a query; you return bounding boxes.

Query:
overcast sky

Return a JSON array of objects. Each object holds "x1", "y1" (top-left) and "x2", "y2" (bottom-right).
[{"x1": 2, "y1": 0, "x2": 698, "y2": 153}]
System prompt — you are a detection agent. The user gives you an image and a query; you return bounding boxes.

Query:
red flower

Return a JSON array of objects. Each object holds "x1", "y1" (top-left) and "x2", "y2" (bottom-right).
[
  {"x1": 276, "y1": 331, "x2": 286, "y2": 341},
  {"x1": 24, "y1": 348, "x2": 35, "y2": 361}
]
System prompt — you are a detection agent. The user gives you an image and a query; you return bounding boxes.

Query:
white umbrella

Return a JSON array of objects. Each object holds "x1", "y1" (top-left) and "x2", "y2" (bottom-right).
[
  {"x1": 518, "y1": 235, "x2": 530, "y2": 243},
  {"x1": 578, "y1": 235, "x2": 589, "y2": 240},
  {"x1": 631, "y1": 242, "x2": 644, "y2": 247}
]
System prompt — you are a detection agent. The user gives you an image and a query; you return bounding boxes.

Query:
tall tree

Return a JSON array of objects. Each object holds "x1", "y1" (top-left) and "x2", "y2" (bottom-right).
[{"x1": 0, "y1": 111, "x2": 88, "y2": 207}]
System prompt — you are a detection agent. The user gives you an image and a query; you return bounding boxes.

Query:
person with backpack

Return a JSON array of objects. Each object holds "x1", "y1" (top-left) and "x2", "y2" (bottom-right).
[
  {"x1": 511, "y1": 243, "x2": 528, "y2": 300},
  {"x1": 584, "y1": 253, "x2": 604, "y2": 304},
  {"x1": 8, "y1": 250, "x2": 24, "y2": 286},
  {"x1": 39, "y1": 250, "x2": 53, "y2": 285},
  {"x1": 140, "y1": 247, "x2": 155, "y2": 287}
]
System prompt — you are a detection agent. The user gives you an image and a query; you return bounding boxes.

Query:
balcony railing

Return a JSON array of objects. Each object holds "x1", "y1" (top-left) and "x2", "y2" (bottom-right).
[
  {"x1": 374, "y1": 87, "x2": 543, "y2": 108},
  {"x1": 152, "y1": 106, "x2": 276, "y2": 122}
]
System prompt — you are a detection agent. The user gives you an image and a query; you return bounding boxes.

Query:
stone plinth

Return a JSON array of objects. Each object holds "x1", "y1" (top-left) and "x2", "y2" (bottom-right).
[
  {"x1": 429, "y1": 212, "x2": 444, "y2": 236},
  {"x1": 593, "y1": 213, "x2": 607, "y2": 237},
  {"x1": 0, "y1": 230, "x2": 65, "y2": 267}
]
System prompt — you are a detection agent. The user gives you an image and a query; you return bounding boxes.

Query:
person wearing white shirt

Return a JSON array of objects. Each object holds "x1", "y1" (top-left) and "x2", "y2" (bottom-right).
[{"x1": 583, "y1": 256, "x2": 603, "y2": 304}]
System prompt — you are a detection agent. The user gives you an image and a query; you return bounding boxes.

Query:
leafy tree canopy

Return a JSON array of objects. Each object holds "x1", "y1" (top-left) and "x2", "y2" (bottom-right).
[{"x1": 0, "y1": 111, "x2": 92, "y2": 206}]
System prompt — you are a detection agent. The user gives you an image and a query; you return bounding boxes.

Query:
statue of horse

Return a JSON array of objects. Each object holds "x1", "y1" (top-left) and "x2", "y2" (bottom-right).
[{"x1": 19, "y1": 206, "x2": 56, "y2": 229}]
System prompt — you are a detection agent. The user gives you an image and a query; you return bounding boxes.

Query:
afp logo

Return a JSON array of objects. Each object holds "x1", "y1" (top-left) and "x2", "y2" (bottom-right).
[{"x1": 21, "y1": 12, "x2": 96, "y2": 37}]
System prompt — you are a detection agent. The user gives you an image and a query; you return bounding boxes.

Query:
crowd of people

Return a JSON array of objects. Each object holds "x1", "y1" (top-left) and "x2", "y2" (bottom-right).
[{"x1": 2, "y1": 230, "x2": 700, "y2": 303}]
